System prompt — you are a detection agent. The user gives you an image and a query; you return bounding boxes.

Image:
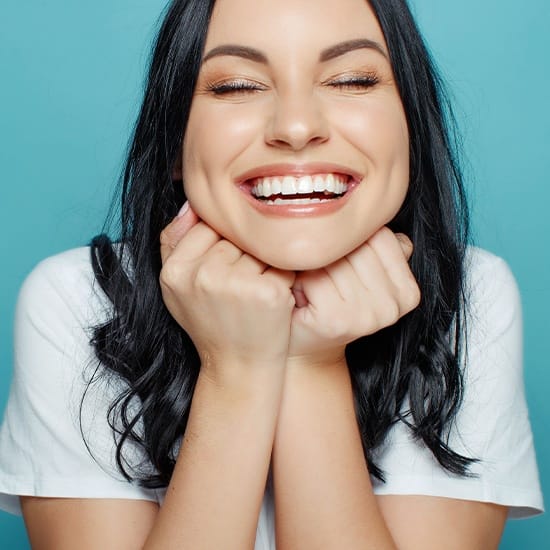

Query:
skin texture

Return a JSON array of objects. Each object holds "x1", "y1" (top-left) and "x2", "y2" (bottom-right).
[
  {"x1": 22, "y1": 0, "x2": 509, "y2": 548},
  {"x1": 181, "y1": 0, "x2": 409, "y2": 271}
]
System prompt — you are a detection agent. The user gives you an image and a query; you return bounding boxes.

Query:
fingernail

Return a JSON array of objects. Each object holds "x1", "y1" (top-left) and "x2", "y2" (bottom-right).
[{"x1": 177, "y1": 201, "x2": 189, "y2": 218}]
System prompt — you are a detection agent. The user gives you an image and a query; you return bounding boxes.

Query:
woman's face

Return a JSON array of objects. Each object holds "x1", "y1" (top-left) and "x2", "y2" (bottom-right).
[{"x1": 181, "y1": 0, "x2": 409, "y2": 270}]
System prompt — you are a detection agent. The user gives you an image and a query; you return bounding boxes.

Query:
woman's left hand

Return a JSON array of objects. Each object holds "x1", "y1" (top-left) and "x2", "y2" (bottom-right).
[{"x1": 288, "y1": 226, "x2": 421, "y2": 365}]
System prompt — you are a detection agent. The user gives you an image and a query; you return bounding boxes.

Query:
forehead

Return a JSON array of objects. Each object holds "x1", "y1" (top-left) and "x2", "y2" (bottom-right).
[{"x1": 205, "y1": 0, "x2": 387, "y2": 54}]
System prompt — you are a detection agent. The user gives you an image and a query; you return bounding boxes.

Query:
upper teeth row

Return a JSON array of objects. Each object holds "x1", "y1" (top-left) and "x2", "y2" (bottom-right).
[{"x1": 251, "y1": 174, "x2": 348, "y2": 198}]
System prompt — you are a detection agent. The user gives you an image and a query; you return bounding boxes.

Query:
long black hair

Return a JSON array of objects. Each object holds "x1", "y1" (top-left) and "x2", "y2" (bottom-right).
[{"x1": 88, "y1": 0, "x2": 474, "y2": 487}]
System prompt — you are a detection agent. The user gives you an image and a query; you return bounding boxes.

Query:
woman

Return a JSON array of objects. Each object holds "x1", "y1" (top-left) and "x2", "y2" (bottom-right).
[{"x1": 0, "y1": 0, "x2": 543, "y2": 548}]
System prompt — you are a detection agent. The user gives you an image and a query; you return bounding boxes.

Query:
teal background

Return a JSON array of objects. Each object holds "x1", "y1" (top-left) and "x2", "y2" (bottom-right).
[{"x1": 0, "y1": 0, "x2": 548, "y2": 547}]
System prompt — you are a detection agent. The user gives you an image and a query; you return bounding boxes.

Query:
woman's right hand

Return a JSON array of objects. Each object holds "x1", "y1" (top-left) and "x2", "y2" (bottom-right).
[{"x1": 159, "y1": 203, "x2": 296, "y2": 381}]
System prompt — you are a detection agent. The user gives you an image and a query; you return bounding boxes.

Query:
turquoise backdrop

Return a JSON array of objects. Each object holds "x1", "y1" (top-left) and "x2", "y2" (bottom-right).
[{"x1": 1, "y1": 1, "x2": 548, "y2": 547}]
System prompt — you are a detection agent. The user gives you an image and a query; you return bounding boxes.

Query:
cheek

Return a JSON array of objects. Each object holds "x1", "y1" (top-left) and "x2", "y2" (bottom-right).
[
  {"x1": 331, "y1": 97, "x2": 409, "y2": 173},
  {"x1": 183, "y1": 102, "x2": 265, "y2": 181},
  {"x1": 181, "y1": 102, "x2": 266, "y2": 238}
]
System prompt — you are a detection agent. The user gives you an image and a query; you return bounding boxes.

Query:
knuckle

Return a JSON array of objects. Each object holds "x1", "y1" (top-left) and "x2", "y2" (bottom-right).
[
  {"x1": 159, "y1": 259, "x2": 180, "y2": 289},
  {"x1": 215, "y1": 240, "x2": 237, "y2": 255},
  {"x1": 256, "y1": 279, "x2": 289, "y2": 308},
  {"x1": 388, "y1": 302, "x2": 401, "y2": 325},
  {"x1": 159, "y1": 227, "x2": 174, "y2": 249},
  {"x1": 406, "y1": 282, "x2": 422, "y2": 310},
  {"x1": 194, "y1": 264, "x2": 216, "y2": 293},
  {"x1": 384, "y1": 301, "x2": 401, "y2": 326},
  {"x1": 258, "y1": 284, "x2": 280, "y2": 306}
]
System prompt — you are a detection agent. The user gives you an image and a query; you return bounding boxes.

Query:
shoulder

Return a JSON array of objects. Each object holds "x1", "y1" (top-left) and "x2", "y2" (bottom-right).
[
  {"x1": 12, "y1": 246, "x2": 110, "y2": 418},
  {"x1": 462, "y1": 246, "x2": 521, "y2": 353},
  {"x1": 17, "y1": 247, "x2": 111, "y2": 331},
  {"x1": 461, "y1": 247, "x2": 521, "y2": 373},
  {"x1": 20, "y1": 246, "x2": 97, "y2": 303},
  {"x1": 464, "y1": 246, "x2": 519, "y2": 302},
  {"x1": 374, "y1": 247, "x2": 543, "y2": 516}
]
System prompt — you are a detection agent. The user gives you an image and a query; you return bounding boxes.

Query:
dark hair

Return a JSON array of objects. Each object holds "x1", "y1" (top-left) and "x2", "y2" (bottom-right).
[{"x1": 89, "y1": 0, "x2": 474, "y2": 488}]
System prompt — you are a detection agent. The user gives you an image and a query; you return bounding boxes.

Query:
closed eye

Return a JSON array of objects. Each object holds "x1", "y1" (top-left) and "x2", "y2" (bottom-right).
[
  {"x1": 325, "y1": 74, "x2": 380, "y2": 90},
  {"x1": 206, "y1": 79, "x2": 266, "y2": 96}
]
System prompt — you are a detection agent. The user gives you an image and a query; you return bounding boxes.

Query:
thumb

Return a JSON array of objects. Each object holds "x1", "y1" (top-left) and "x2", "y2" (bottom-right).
[
  {"x1": 160, "y1": 201, "x2": 199, "y2": 263},
  {"x1": 291, "y1": 275, "x2": 309, "y2": 308}
]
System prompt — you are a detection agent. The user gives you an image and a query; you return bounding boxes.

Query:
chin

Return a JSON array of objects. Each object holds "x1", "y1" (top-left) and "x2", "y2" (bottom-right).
[{"x1": 249, "y1": 244, "x2": 348, "y2": 272}]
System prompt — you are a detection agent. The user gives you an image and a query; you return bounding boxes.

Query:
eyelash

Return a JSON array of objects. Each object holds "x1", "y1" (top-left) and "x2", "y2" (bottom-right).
[
  {"x1": 327, "y1": 74, "x2": 380, "y2": 90},
  {"x1": 206, "y1": 80, "x2": 265, "y2": 95},
  {"x1": 206, "y1": 74, "x2": 380, "y2": 96}
]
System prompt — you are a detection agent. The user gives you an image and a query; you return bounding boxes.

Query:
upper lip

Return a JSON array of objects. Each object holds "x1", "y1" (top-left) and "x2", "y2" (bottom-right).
[{"x1": 235, "y1": 163, "x2": 364, "y2": 185}]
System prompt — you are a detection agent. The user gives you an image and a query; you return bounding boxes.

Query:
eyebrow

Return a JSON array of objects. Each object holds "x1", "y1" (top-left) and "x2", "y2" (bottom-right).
[
  {"x1": 320, "y1": 39, "x2": 387, "y2": 62},
  {"x1": 202, "y1": 38, "x2": 388, "y2": 65}
]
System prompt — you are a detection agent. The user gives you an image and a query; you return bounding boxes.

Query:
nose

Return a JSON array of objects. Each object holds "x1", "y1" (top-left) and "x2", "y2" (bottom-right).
[{"x1": 265, "y1": 90, "x2": 330, "y2": 151}]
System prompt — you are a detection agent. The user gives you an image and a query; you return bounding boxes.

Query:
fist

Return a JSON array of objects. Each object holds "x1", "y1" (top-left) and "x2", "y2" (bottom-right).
[
  {"x1": 289, "y1": 227, "x2": 421, "y2": 364},
  {"x1": 159, "y1": 204, "x2": 297, "y2": 374}
]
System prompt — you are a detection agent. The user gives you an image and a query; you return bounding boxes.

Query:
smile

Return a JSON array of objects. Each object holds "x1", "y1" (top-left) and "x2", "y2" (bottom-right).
[
  {"x1": 236, "y1": 163, "x2": 362, "y2": 217},
  {"x1": 250, "y1": 173, "x2": 348, "y2": 204}
]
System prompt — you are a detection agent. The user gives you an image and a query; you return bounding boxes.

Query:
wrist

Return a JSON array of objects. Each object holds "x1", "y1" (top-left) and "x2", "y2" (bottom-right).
[
  {"x1": 286, "y1": 348, "x2": 346, "y2": 371},
  {"x1": 283, "y1": 356, "x2": 351, "y2": 401},
  {"x1": 199, "y1": 353, "x2": 287, "y2": 399}
]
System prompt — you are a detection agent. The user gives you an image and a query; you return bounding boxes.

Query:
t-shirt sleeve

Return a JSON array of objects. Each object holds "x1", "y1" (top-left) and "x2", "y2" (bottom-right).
[
  {"x1": 0, "y1": 248, "x2": 159, "y2": 516},
  {"x1": 371, "y1": 248, "x2": 544, "y2": 519}
]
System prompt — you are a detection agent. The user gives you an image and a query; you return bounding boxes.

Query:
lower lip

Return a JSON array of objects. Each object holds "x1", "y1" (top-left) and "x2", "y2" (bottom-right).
[{"x1": 239, "y1": 179, "x2": 361, "y2": 217}]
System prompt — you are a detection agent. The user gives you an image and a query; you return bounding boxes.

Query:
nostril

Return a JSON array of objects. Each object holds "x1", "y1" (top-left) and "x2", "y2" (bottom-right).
[{"x1": 265, "y1": 108, "x2": 330, "y2": 151}]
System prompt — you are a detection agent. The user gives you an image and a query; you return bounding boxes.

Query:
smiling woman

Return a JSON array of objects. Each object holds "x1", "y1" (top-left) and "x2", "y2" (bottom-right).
[{"x1": 0, "y1": 0, "x2": 543, "y2": 549}]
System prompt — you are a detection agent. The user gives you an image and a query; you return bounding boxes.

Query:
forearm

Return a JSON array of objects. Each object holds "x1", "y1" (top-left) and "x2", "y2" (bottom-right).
[
  {"x1": 272, "y1": 360, "x2": 396, "y2": 550},
  {"x1": 144, "y1": 366, "x2": 283, "y2": 550}
]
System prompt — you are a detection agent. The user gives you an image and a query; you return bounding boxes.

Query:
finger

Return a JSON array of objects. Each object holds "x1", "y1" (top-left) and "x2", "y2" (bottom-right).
[
  {"x1": 291, "y1": 269, "x2": 352, "y2": 337},
  {"x1": 234, "y1": 251, "x2": 268, "y2": 275},
  {"x1": 340, "y1": 240, "x2": 392, "y2": 292},
  {"x1": 263, "y1": 266, "x2": 296, "y2": 291},
  {"x1": 202, "y1": 239, "x2": 243, "y2": 266},
  {"x1": 367, "y1": 228, "x2": 420, "y2": 313},
  {"x1": 161, "y1": 218, "x2": 221, "y2": 266},
  {"x1": 323, "y1": 251, "x2": 391, "y2": 303},
  {"x1": 367, "y1": 227, "x2": 415, "y2": 279},
  {"x1": 160, "y1": 202, "x2": 200, "y2": 263},
  {"x1": 294, "y1": 269, "x2": 341, "y2": 314},
  {"x1": 342, "y1": 243, "x2": 402, "y2": 327}
]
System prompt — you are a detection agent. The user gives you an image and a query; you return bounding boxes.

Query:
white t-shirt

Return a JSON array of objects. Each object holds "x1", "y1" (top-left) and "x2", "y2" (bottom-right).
[{"x1": 0, "y1": 246, "x2": 544, "y2": 548}]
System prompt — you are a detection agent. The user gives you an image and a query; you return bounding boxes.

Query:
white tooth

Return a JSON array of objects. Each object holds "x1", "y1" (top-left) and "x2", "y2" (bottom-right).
[
  {"x1": 256, "y1": 181, "x2": 264, "y2": 196},
  {"x1": 336, "y1": 181, "x2": 345, "y2": 194},
  {"x1": 274, "y1": 198, "x2": 285, "y2": 204},
  {"x1": 282, "y1": 176, "x2": 297, "y2": 195},
  {"x1": 271, "y1": 177, "x2": 282, "y2": 195},
  {"x1": 325, "y1": 173, "x2": 336, "y2": 192},
  {"x1": 262, "y1": 179, "x2": 272, "y2": 197},
  {"x1": 297, "y1": 175, "x2": 314, "y2": 194},
  {"x1": 313, "y1": 175, "x2": 326, "y2": 192}
]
